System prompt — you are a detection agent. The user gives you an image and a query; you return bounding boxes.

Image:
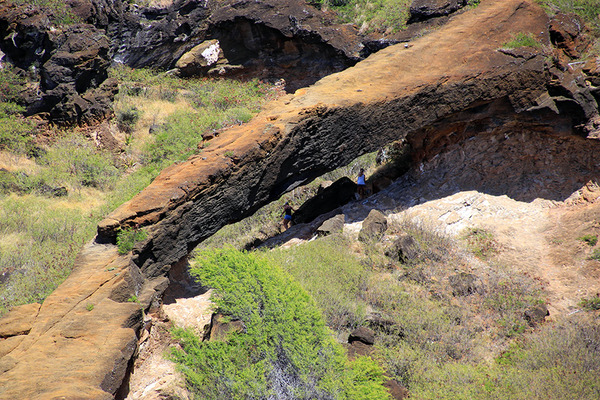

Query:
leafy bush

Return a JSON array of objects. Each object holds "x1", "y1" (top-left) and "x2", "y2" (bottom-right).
[
  {"x1": 0, "y1": 103, "x2": 35, "y2": 154},
  {"x1": 173, "y1": 247, "x2": 389, "y2": 399},
  {"x1": 262, "y1": 235, "x2": 370, "y2": 331},
  {"x1": 116, "y1": 106, "x2": 141, "y2": 134},
  {"x1": 116, "y1": 228, "x2": 148, "y2": 255}
]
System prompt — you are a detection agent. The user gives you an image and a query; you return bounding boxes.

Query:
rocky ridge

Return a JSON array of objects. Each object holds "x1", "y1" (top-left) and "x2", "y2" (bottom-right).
[{"x1": 1, "y1": 0, "x2": 600, "y2": 398}]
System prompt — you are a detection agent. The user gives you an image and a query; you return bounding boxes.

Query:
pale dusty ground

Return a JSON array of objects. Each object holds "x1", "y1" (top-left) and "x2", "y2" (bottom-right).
[
  {"x1": 342, "y1": 180, "x2": 600, "y2": 320},
  {"x1": 125, "y1": 291, "x2": 214, "y2": 400}
]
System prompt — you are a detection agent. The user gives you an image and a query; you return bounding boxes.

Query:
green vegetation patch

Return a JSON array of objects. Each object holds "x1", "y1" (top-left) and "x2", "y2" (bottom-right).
[
  {"x1": 9, "y1": 0, "x2": 80, "y2": 25},
  {"x1": 578, "y1": 233, "x2": 598, "y2": 246},
  {"x1": 537, "y1": 0, "x2": 600, "y2": 33},
  {"x1": 116, "y1": 228, "x2": 148, "y2": 255},
  {"x1": 0, "y1": 196, "x2": 94, "y2": 315},
  {"x1": 579, "y1": 295, "x2": 600, "y2": 311},
  {"x1": 462, "y1": 227, "x2": 500, "y2": 259},
  {"x1": 502, "y1": 32, "x2": 543, "y2": 49},
  {"x1": 263, "y1": 235, "x2": 370, "y2": 331},
  {"x1": 173, "y1": 247, "x2": 389, "y2": 399}
]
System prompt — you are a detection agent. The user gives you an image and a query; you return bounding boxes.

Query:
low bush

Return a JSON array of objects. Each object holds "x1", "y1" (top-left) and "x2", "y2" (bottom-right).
[
  {"x1": 116, "y1": 228, "x2": 148, "y2": 255},
  {"x1": 0, "y1": 103, "x2": 36, "y2": 154},
  {"x1": 173, "y1": 247, "x2": 389, "y2": 399},
  {"x1": 579, "y1": 295, "x2": 600, "y2": 311}
]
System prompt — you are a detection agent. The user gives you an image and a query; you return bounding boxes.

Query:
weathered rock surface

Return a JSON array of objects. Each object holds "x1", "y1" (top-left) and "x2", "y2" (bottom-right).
[
  {"x1": 358, "y1": 209, "x2": 389, "y2": 242},
  {"x1": 409, "y1": 0, "x2": 469, "y2": 23},
  {"x1": 0, "y1": 2, "x2": 117, "y2": 124},
  {"x1": 317, "y1": 213, "x2": 345, "y2": 236},
  {"x1": 293, "y1": 177, "x2": 357, "y2": 224},
  {"x1": 1, "y1": 1, "x2": 599, "y2": 398}
]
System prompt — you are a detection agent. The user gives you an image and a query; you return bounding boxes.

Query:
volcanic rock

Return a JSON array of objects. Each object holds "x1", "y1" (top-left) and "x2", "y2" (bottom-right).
[{"x1": 359, "y1": 210, "x2": 388, "y2": 242}]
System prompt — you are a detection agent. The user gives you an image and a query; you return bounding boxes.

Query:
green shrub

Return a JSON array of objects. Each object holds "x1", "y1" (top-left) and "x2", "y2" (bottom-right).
[
  {"x1": 579, "y1": 295, "x2": 600, "y2": 311},
  {"x1": 262, "y1": 235, "x2": 370, "y2": 331},
  {"x1": 116, "y1": 228, "x2": 148, "y2": 255},
  {"x1": 0, "y1": 103, "x2": 36, "y2": 154},
  {"x1": 591, "y1": 248, "x2": 600, "y2": 261},
  {"x1": 578, "y1": 234, "x2": 598, "y2": 246},
  {"x1": 503, "y1": 32, "x2": 543, "y2": 49},
  {"x1": 173, "y1": 247, "x2": 389, "y2": 399},
  {"x1": 116, "y1": 106, "x2": 141, "y2": 134}
]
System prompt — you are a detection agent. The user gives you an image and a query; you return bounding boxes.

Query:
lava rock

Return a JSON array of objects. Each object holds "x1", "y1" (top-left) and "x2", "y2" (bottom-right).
[
  {"x1": 524, "y1": 304, "x2": 549, "y2": 327},
  {"x1": 348, "y1": 326, "x2": 375, "y2": 345},
  {"x1": 316, "y1": 214, "x2": 345, "y2": 236},
  {"x1": 409, "y1": 0, "x2": 469, "y2": 23},
  {"x1": 358, "y1": 209, "x2": 388, "y2": 242}
]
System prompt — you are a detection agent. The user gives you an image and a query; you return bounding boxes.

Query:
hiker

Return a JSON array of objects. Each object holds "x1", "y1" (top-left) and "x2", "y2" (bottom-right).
[
  {"x1": 357, "y1": 168, "x2": 367, "y2": 199},
  {"x1": 281, "y1": 201, "x2": 294, "y2": 230}
]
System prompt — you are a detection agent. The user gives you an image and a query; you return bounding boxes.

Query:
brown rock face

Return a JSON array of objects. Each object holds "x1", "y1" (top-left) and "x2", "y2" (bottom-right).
[{"x1": 1, "y1": 1, "x2": 599, "y2": 398}]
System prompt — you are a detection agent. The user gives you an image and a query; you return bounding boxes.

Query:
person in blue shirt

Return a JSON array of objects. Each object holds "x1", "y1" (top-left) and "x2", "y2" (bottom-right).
[{"x1": 357, "y1": 168, "x2": 367, "y2": 199}]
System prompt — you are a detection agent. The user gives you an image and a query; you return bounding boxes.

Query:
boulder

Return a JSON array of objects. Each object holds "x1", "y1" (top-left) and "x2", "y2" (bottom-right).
[
  {"x1": 293, "y1": 177, "x2": 356, "y2": 224},
  {"x1": 448, "y1": 272, "x2": 484, "y2": 296},
  {"x1": 205, "y1": 313, "x2": 246, "y2": 342},
  {"x1": 549, "y1": 12, "x2": 592, "y2": 62},
  {"x1": 175, "y1": 39, "x2": 225, "y2": 77},
  {"x1": 386, "y1": 233, "x2": 422, "y2": 264},
  {"x1": 358, "y1": 210, "x2": 388, "y2": 242},
  {"x1": 0, "y1": 303, "x2": 40, "y2": 338},
  {"x1": 316, "y1": 214, "x2": 345, "y2": 236},
  {"x1": 348, "y1": 326, "x2": 375, "y2": 345},
  {"x1": 409, "y1": 0, "x2": 469, "y2": 22},
  {"x1": 523, "y1": 304, "x2": 549, "y2": 327}
]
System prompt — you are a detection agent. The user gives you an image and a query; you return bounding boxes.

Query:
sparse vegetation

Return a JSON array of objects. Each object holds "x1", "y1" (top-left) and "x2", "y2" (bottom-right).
[
  {"x1": 579, "y1": 295, "x2": 600, "y2": 311},
  {"x1": 462, "y1": 227, "x2": 499, "y2": 259},
  {"x1": 86, "y1": 303, "x2": 94, "y2": 311},
  {"x1": 537, "y1": 0, "x2": 600, "y2": 33},
  {"x1": 502, "y1": 32, "x2": 543, "y2": 49},
  {"x1": 0, "y1": 66, "x2": 276, "y2": 317},
  {"x1": 9, "y1": 0, "x2": 80, "y2": 25}
]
